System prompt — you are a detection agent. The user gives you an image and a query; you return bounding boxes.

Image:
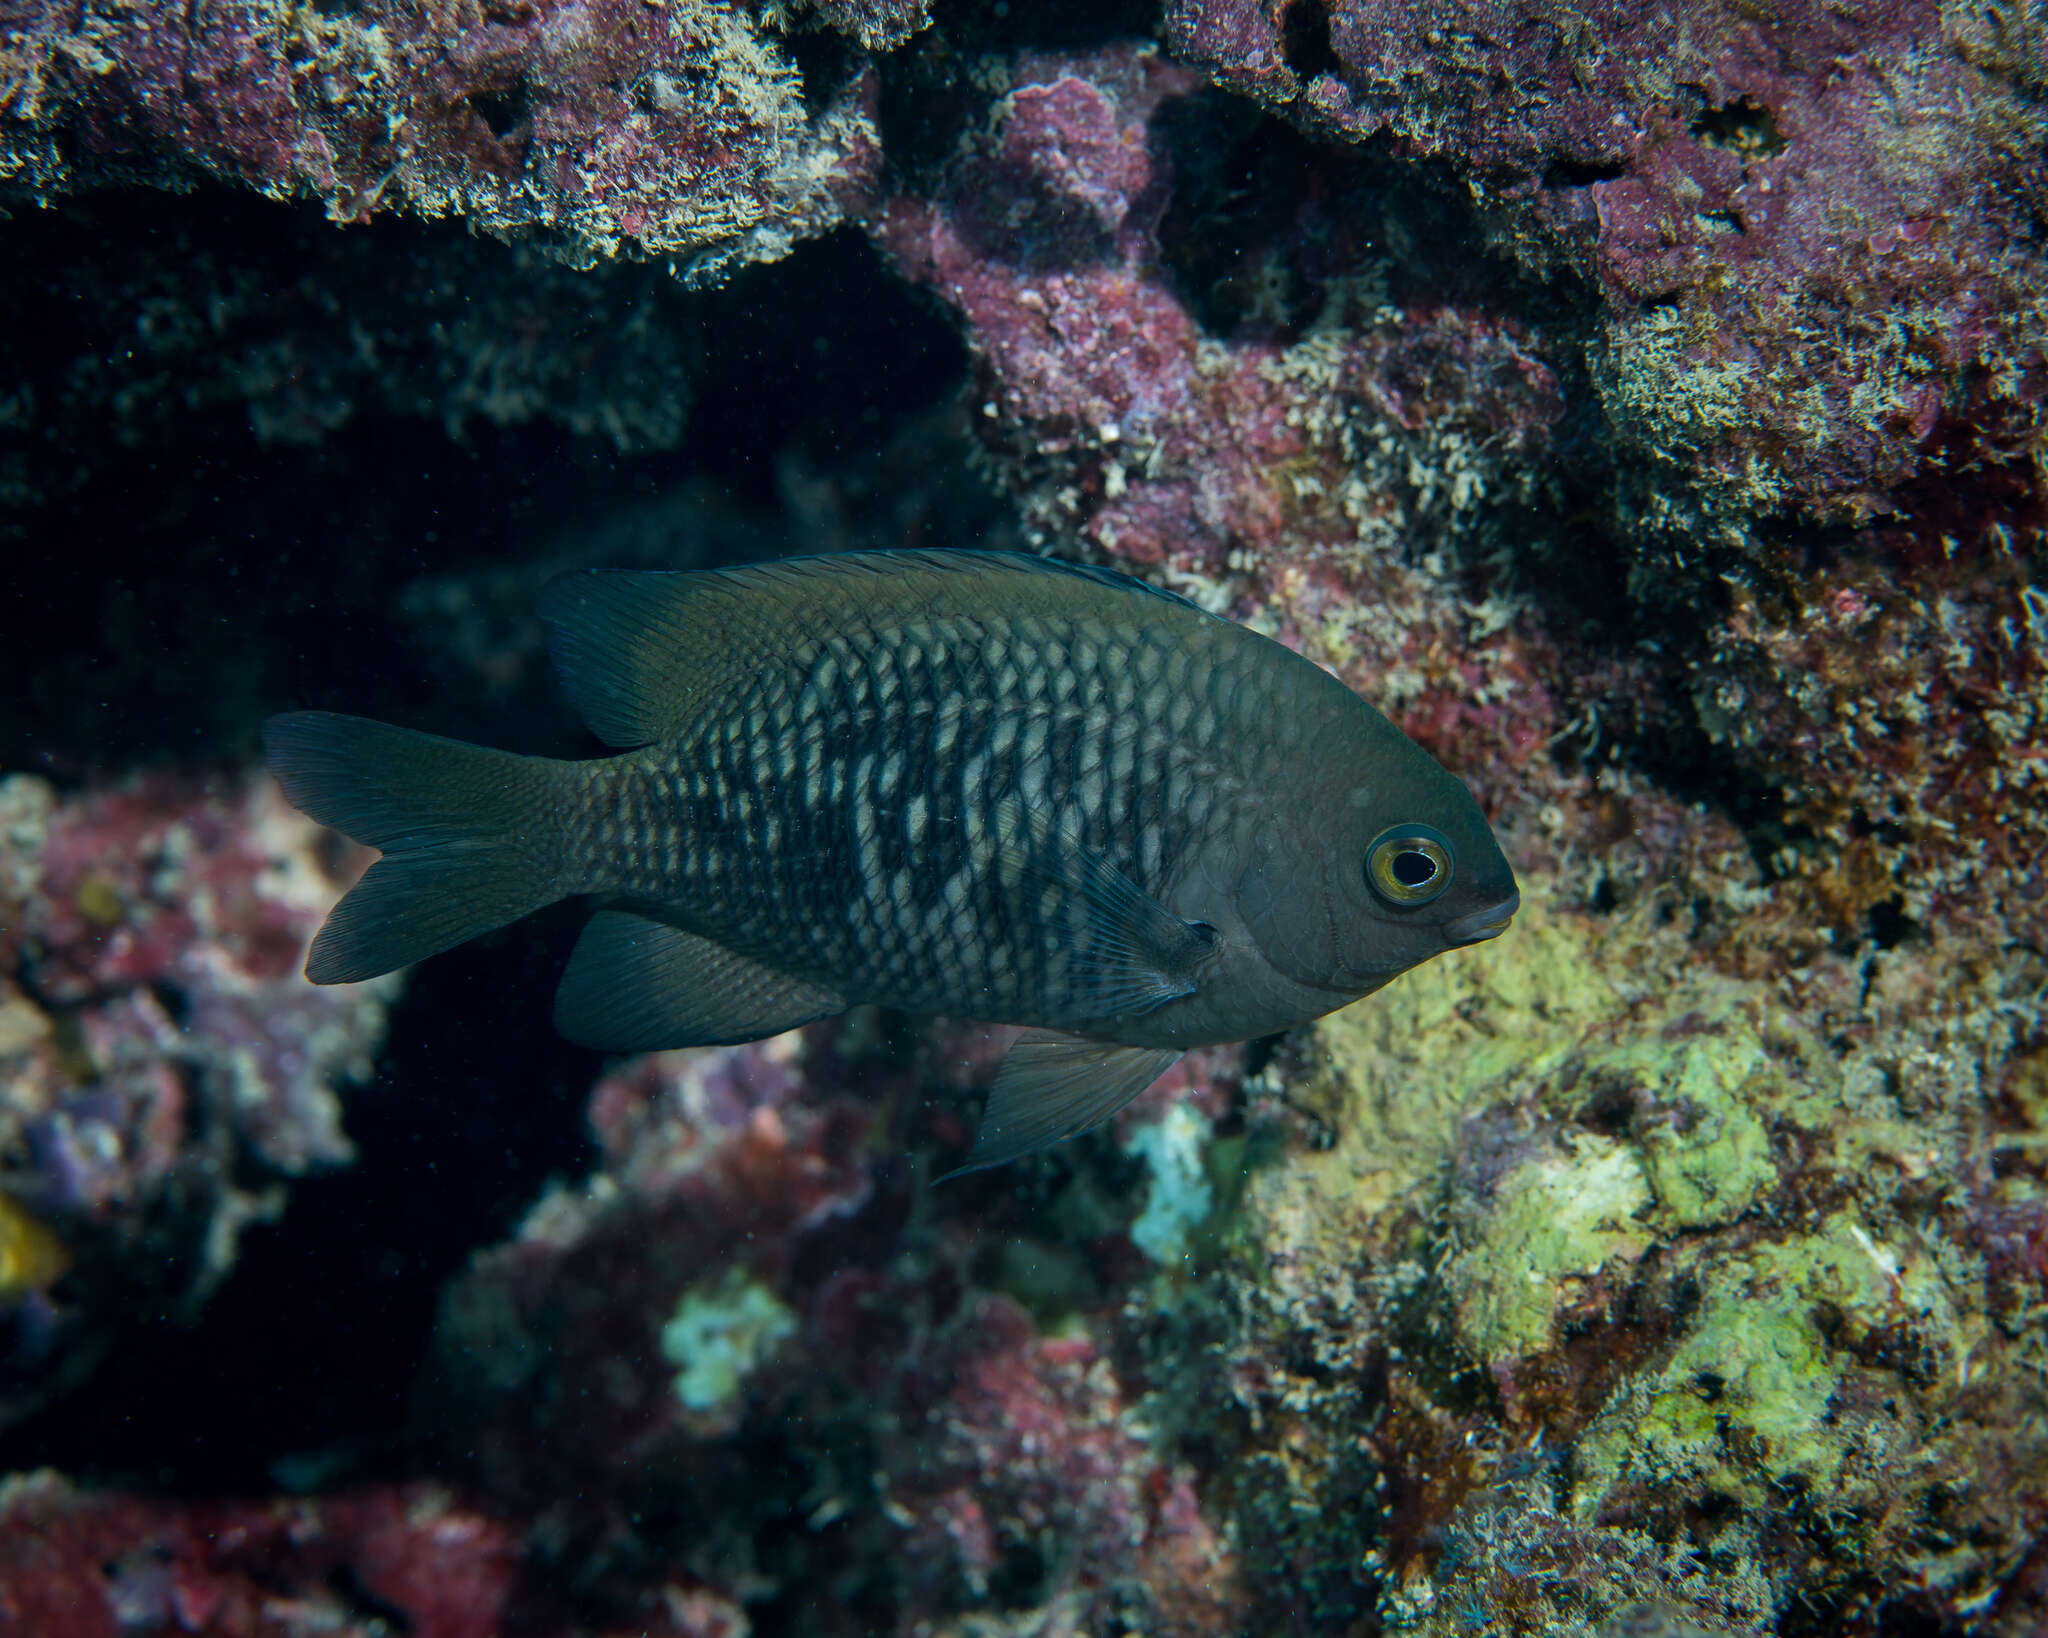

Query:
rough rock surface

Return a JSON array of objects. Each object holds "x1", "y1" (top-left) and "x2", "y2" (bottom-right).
[
  {"x1": 1167, "y1": 0, "x2": 2048, "y2": 546},
  {"x1": 423, "y1": 1028, "x2": 1247, "y2": 1633},
  {"x1": 865, "y1": 30, "x2": 2048, "y2": 1634},
  {"x1": 0, "y1": 0, "x2": 883, "y2": 273}
]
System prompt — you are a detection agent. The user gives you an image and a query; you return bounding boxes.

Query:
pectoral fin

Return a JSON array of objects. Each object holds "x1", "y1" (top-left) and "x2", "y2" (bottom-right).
[
  {"x1": 939, "y1": 1030, "x2": 1182, "y2": 1178},
  {"x1": 555, "y1": 909, "x2": 845, "y2": 1050},
  {"x1": 991, "y1": 800, "x2": 1218, "y2": 1019}
]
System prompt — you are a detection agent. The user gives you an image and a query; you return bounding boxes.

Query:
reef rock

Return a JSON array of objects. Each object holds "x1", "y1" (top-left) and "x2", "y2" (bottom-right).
[
  {"x1": 0, "y1": 771, "x2": 392, "y2": 1427},
  {"x1": 0, "y1": 0, "x2": 884, "y2": 274},
  {"x1": 1167, "y1": 0, "x2": 2048, "y2": 547}
]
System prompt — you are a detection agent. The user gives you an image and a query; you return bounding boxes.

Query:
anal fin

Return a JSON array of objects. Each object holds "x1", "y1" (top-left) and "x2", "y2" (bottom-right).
[
  {"x1": 555, "y1": 909, "x2": 845, "y2": 1051},
  {"x1": 940, "y1": 1030, "x2": 1181, "y2": 1178}
]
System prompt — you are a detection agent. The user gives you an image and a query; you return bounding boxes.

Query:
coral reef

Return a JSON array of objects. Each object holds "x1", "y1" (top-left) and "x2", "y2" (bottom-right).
[
  {"x1": 879, "y1": 26, "x2": 2047, "y2": 990},
  {"x1": 0, "y1": 0, "x2": 883, "y2": 274},
  {"x1": 0, "y1": 1472, "x2": 531, "y2": 1638},
  {"x1": 15, "y1": 192, "x2": 700, "y2": 461},
  {"x1": 1181, "y1": 879, "x2": 2048, "y2": 1635},
  {"x1": 424, "y1": 1027, "x2": 1247, "y2": 1632},
  {"x1": 0, "y1": 193, "x2": 704, "y2": 542},
  {"x1": 1691, "y1": 525, "x2": 2048, "y2": 959},
  {"x1": 1166, "y1": 0, "x2": 2048, "y2": 546},
  {"x1": 0, "y1": 770, "x2": 391, "y2": 1426},
  {"x1": 875, "y1": 38, "x2": 1580, "y2": 825},
  {"x1": 2, "y1": 3, "x2": 2046, "y2": 1636},
  {"x1": 876, "y1": 44, "x2": 1567, "y2": 579},
  {"x1": 862, "y1": 36, "x2": 2048, "y2": 1634}
]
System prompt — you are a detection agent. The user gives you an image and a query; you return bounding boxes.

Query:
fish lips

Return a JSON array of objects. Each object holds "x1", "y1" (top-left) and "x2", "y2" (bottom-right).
[{"x1": 1443, "y1": 891, "x2": 1520, "y2": 947}]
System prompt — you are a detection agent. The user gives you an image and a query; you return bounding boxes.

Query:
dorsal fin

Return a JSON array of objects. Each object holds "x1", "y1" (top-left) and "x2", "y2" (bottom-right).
[{"x1": 534, "y1": 550, "x2": 1220, "y2": 748}]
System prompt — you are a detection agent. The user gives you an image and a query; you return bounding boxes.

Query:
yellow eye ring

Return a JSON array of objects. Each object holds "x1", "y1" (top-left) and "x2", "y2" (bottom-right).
[{"x1": 1366, "y1": 826, "x2": 1455, "y2": 907}]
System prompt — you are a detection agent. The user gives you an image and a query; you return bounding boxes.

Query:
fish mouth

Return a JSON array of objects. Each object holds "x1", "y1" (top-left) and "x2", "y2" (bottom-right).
[{"x1": 1444, "y1": 892, "x2": 1520, "y2": 946}]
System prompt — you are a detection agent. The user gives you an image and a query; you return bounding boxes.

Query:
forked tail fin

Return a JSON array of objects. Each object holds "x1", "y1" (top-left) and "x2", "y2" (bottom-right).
[{"x1": 262, "y1": 711, "x2": 579, "y2": 984}]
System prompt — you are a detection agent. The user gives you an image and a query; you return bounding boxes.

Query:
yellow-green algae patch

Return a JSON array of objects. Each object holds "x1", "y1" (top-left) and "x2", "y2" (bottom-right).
[
  {"x1": 1443, "y1": 1132, "x2": 1653, "y2": 1363},
  {"x1": 1574, "y1": 1211, "x2": 1982, "y2": 1513},
  {"x1": 1205, "y1": 861, "x2": 2043, "y2": 1633},
  {"x1": 1250, "y1": 892, "x2": 1801, "y2": 1363},
  {"x1": 1602, "y1": 1029, "x2": 1779, "y2": 1230},
  {"x1": 1263, "y1": 893, "x2": 1622, "y2": 1246}
]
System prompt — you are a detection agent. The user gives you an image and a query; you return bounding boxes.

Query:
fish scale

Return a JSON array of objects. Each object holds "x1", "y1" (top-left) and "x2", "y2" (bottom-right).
[
  {"x1": 602, "y1": 614, "x2": 1247, "y2": 1024},
  {"x1": 263, "y1": 549, "x2": 1518, "y2": 1173}
]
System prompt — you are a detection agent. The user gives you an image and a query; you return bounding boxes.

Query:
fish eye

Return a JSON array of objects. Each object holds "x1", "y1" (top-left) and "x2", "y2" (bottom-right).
[{"x1": 1365, "y1": 826, "x2": 1455, "y2": 908}]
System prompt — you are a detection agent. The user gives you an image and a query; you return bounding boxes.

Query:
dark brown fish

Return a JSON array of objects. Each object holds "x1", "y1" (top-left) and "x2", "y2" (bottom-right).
[{"x1": 264, "y1": 550, "x2": 1518, "y2": 1172}]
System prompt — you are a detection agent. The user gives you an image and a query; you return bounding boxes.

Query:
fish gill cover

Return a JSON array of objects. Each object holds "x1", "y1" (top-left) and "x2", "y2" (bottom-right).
[{"x1": 1, "y1": 2, "x2": 2045, "y2": 1638}]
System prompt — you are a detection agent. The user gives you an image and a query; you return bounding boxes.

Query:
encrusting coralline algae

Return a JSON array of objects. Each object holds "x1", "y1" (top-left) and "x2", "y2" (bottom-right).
[{"x1": 0, "y1": 0, "x2": 2043, "y2": 1634}]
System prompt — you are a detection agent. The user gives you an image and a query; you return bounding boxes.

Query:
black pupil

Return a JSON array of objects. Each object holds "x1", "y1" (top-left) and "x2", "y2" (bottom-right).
[{"x1": 1392, "y1": 848, "x2": 1437, "y2": 888}]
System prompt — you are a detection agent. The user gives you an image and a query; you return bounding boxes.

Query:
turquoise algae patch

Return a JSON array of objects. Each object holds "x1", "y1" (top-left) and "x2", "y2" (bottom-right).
[
  {"x1": 1124, "y1": 1102, "x2": 1216, "y2": 1264},
  {"x1": 660, "y1": 1269, "x2": 798, "y2": 1415}
]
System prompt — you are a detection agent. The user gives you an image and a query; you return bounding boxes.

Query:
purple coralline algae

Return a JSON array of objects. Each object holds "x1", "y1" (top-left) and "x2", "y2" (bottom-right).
[
  {"x1": 877, "y1": 42, "x2": 1573, "y2": 822},
  {"x1": 1167, "y1": 0, "x2": 2048, "y2": 542},
  {"x1": 425, "y1": 1027, "x2": 1246, "y2": 1631},
  {"x1": 0, "y1": 0, "x2": 882, "y2": 273},
  {"x1": 878, "y1": 45, "x2": 1565, "y2": 573},
  {"x1": 0, "y1": 1472, "x2": 532, "y2": 1638},
  {"x1": 0, "y1": 771, "x2": 390, "y2": 1424}
]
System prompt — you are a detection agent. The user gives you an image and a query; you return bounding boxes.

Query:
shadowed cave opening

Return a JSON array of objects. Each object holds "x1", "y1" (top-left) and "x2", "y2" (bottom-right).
[{"x1": 0, "y1": 196, "x2": 971, "y2": 1495}]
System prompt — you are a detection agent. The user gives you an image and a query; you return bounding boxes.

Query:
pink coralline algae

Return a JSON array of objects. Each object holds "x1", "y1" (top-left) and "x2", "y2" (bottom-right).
[
  {"x1": 876, "y1": 28, "x2": 2046, "y2": 976},
  {"x1": 0, "y1": 1472, "x2": 521, "y2": 1638},
  {"x1": 426, "y1": 1025, "x2": 1249, "y2": 1632},
  {"x1": 0, "y1": 771, "x2": 390, "y2": 1424},
  {"x1": 1168, "y1": 0, "x2": 2048, "y2": 541},
  {"x1": 879, "y1": 47, "x2": 1564, "y2": 573},
  {"x1": 0, "y1": 0, "x2": 883, "y2": 273},
  {"x1": 877, "y1": 44, "x2": 1574, "y2": 817},
  {"x1": 876, "y1": 1294, "x2": 1240, "y2": 1632}
]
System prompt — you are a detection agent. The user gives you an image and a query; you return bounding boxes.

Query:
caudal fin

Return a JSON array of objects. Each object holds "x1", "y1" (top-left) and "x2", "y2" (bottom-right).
[{"x1": 262, "y1": 711, "x2": 578, "y2": 984}]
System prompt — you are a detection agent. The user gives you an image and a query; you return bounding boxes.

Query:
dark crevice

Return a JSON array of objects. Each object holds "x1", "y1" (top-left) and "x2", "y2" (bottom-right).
[
  {"x1": 329, "y1": 1563, "x2": 419, "y2": 1632},
  {"x1": 1280, "y1": 0, "x2": 1340, "y2": 82},
  {"x1": 0, "y1": 203, "x2": 966, "y2": 769},
  {"x1": 1868, "y1": 897, "x2": 1916, "y2": 950},
  {"x1": 1152, "y1": 91, "x2": 1566, "y2": 338},
  {"x1": 0, "y1": 192, "x2": 971, "y2": 1495},
  {"x1": 1690, "y1": 94, "x2": 1787, "y2": 158},
  {"x1": 1544, "y1": 156, "x2": 1629, "y2": 187},
  {"x1": 779, "y1": 25, "x2": 863, "y2": 118},
  {"x1": 469, "y1": 83, "x2": 530, "y2": 141},
  {"x1": 0, "y1": 916, "x2": 599, "y2": 1493}
]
